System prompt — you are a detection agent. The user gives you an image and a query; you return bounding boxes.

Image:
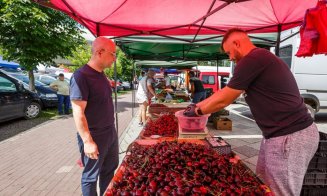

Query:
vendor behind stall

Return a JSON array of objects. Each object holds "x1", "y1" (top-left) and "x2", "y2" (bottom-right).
[
  {"x1": 164, "y1": 72, "x2": 171, "y2": 89},
  {"x1": 185, "y1": 28, "x2": 319, "y2": 196},
  {"x1": 189, "y1": 71, "x2": 206, "y2": 103}
]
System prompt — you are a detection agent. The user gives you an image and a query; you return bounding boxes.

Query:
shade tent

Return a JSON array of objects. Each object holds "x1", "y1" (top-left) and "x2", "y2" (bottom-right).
[
  {"x1": 42, "y1": 0, "x2": 317, "y2": 40},
  {"x1": 116, "y1": 33, "x2": 276, "y2": 61},
  {"x1": 135, "y1": 61, "x2": 197, "y2": 69},
  {"x1": 37, "y1": 0, "x2": 319, "y2": 132}
]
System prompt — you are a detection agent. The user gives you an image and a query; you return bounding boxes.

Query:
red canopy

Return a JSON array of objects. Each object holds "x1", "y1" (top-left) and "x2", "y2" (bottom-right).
[{"x1": 47, "y1": 0, "x2": 317, "y2": 38}]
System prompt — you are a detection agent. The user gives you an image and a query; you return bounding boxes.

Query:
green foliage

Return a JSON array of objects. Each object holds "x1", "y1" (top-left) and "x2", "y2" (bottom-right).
[
  {"x1": 0, "y1": 0, "x2": 84, "y2": 90},
  {"x1": 67, "y1": 42, "x2": 91, "y2": 72},
  {"x1": 117, "y1": 47, "x2": 134, "y2": 81},
  {"x1": 66, "y1": 45, "x2": 134, "y2": 81}
]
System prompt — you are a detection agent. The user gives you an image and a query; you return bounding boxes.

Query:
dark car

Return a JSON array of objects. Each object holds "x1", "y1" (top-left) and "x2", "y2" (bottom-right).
[
  {"x1": 8, "y1": 73, "x2": 58, "y2": 108},
  {"x1": 0, "y1": 71, "x2": 42, "y2": 122}
]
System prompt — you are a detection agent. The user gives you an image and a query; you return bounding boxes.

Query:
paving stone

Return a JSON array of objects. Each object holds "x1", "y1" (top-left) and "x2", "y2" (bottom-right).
[
  {"x1": 243, "y1": 161, "x2": 256, "y2": 173},
  {"x1": 241, "y1": 138, "x2": 262, "y2": 144},
  {"x1": 233, "y1": 124, "x2": 253, "y2": 130},
  {"x1": 233, "y1": 152, "x2": 248, "y2": 160},
  {"x1": 246, "y1": 141, "x2": 262, "y2": 150},
  {"x1": 244, "y1": 155, "x2": 259, "y2": 165},
  {"x1": 233, "y1": 145, "x2": 259, "y2": 158},
  {"x1": 224, "y1": 139, "x2": 250, "y2": 149}
]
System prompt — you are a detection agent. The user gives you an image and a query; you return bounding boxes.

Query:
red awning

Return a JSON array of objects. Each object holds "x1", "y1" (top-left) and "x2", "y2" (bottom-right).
[{"x1": 47, "y1": 0, "x2": 318, "y2": 37}]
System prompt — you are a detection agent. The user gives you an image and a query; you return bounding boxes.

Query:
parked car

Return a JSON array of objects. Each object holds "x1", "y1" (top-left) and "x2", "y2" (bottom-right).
[
  {"x1": 109, "y1": 79, "x2": 124, "y2": 92},
  {"x1": 0, "y1": 71, "x2": 42, "y2": 122},
  {"x1": 34, "y1": 74, "x2": 57, "y2": 86},
  {"x1": 118, "y1": 79, "x2": 131, "y2": 90},
  {"x1": 8, "y1": 73, "x2": 58, "y2": 108}
]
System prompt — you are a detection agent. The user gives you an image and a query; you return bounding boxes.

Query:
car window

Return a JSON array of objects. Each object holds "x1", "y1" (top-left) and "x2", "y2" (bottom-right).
[
  {"x1": 40, "y1": 76, "x2": 56, "y2": 85},
  {"x1": 11, "y1": 74, "x2": 46, "y2": 86},
  {"x1": 202, "y1": 75, "x2": 215, "y2": 85},
  {"x1": 0, "y1": 76, "x2": 17, "y2": 92}
]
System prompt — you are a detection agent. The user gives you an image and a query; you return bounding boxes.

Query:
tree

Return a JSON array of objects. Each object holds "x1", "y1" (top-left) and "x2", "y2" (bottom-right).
[
  {"x1": 67, "y1": 42, "x2": 91, "y2": 72},
  {"x1": 0, "y1": 0, "x2": 84, "y2": 91},
  {"x1": 116, "y1": 48, "x2": 134, "y2": 81}
]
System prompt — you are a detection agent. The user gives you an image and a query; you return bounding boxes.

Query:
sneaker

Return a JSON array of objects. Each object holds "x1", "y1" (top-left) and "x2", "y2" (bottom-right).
[{"x1": 138, "y1": 122, "x2": 144, "y2": 127}]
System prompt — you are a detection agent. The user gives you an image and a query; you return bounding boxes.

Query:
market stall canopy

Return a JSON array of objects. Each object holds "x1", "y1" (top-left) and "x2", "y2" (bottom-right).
[
  {"x1": 116, "y1": 34, "x2": 276, "y2": 61},
  {"x1": 135, "y1": 60, "x2": 197, "y2": 69},
  {"x1": 41, "y1": 0, "x2": 317, "y2": 39}
]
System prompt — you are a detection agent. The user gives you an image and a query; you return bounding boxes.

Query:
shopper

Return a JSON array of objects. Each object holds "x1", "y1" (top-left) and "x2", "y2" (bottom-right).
[
  {"x1": 163, "y1": 71, "x2": 171, "y2": 89},
  {"x1": 185, "y1": 28, "x2": 319, "y2": 196},
  {"x1": 189, "y1": 71, "x2": 206, "y2": 103},
  {"x1": 70, "y1": 37, "x2": 119, "y2": 196},
  {"x1": 50, "y1": 73, "x2": 70, "y2": 115},
  {"x1": 136, "y1": 70, "x2": 157, "y2": 126}
]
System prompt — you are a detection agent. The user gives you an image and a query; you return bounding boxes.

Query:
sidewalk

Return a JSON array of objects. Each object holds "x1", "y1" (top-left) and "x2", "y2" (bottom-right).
[{"x1": 0, "y1": 92, "x2": 134, "y2": 196}]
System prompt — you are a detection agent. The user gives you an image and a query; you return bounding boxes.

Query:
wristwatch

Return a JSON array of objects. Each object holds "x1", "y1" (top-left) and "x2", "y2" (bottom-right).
[{"x1": 195, "y1": 107, "x2": 204, "y2": 116}]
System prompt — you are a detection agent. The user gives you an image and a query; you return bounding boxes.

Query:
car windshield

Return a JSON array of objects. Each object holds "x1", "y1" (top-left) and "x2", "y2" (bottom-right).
[{"x1": 10, "y1": 74, "x2": 46, "y2": 87}]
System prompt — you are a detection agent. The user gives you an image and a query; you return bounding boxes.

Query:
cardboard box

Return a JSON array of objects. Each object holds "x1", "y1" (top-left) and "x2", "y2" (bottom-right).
[{"x1": 213, "y1": 117, "x2": 232, "y2": 130}]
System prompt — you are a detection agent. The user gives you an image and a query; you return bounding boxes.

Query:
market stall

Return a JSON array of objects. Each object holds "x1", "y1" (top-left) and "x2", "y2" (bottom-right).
[{"x1": 37, "y1": 0, "x2": 326, "y2": 195}]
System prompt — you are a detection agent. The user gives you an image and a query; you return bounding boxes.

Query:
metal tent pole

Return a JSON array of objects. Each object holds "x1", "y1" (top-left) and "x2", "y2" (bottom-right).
[
  {"x1": 275, "y1": 24, "x2": 282, "y2": 57},
  {"x1": 216, "y1": 58, "x2": 219, "y2": 91},
  {"x1": 114, "y1": 57, "x2": 119, "y2": 133},
  {"x1": 132, "y1": 63, "x2": 135, "y2": 117}
]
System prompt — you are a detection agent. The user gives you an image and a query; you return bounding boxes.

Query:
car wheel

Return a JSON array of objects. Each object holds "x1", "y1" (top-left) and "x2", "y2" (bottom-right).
[
  {"x1": 305, "y1": 104, "x2": 315, "y2": 120},
  {"x1": 24, "y1": 102, "x2": 41, "y2": 119}
]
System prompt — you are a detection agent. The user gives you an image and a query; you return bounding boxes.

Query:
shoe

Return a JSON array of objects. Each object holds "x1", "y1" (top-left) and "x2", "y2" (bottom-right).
[{"x1": 138, "y1": 122, "x2": 144, "y2": 127}]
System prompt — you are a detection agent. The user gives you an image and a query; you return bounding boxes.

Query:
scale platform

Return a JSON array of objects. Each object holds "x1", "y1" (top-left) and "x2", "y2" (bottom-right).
[{"x1": 178, "y1": 127, "x2": 209, "y2": 139}]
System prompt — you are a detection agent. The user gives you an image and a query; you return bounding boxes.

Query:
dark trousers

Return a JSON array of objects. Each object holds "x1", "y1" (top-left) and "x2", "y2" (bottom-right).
[
  {"x1": 192, "y1": 91, "x2": 206, "y2": 104},
  {"x1": 57, "y1": 94, "x2": 70, "y2": 114},
  {"x1": 77, "y1": 127, "x2": 119, "y2": 196}
]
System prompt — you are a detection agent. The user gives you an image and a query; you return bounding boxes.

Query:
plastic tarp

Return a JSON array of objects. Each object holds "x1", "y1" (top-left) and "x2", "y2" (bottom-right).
[
  {"x1": 0, "y1": 56, "x2": 20, "y2": 69},
  {"x1": 47, "y1": 0, "x2": 318, "y2": 38}
]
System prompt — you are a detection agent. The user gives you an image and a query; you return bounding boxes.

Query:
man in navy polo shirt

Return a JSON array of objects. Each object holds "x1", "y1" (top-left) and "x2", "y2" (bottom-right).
[
  {"x1": 185, "y1": 29, "x2": 319, "y2": 195},
  {"x1": 70, "y1": 37, "x2": 118, "y2": 196}
]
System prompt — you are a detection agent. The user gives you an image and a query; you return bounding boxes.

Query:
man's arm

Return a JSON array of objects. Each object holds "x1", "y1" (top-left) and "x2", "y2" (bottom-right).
[
  {"x1": 71, "y1": 100, "x2": 99, "y2": 159},
  {"x1": 49, "y1": 81, "x2": 58, "y2": 91},
  {"x1": 147, "y1": 84, "x2": 157, "y2": 98},
  {"x1": 197, "y1": 86, "x2": 243, "y2": 115},
  {"x1": 190, "y1": 83, "x2": 195, "y2": 97}
]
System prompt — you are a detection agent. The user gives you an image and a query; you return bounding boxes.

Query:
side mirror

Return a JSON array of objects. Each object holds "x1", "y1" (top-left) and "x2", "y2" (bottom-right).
[{"x1": 18, "y1": 83, "x2": 24, "y2": 91}]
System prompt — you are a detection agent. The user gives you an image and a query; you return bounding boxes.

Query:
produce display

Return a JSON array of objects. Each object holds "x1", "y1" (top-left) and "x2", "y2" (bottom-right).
[
  {"x1": 143, "y1": 114, "x2": 178, "y2": 137},
  {"x1": 107, "y1": 141, "x2": 270, "y2": 196},
  {"x1": 149, "y1": 103, "x2": 167, "y2": 108}
]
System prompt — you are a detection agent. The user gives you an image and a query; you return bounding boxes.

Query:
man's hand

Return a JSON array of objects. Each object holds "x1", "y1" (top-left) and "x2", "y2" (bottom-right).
[
  {"x1": 183, "y1": 103, "x2": 198, "y2": 117},
  {"x1": 84, "y1": 140, "x2": 99, "y2": 160}
]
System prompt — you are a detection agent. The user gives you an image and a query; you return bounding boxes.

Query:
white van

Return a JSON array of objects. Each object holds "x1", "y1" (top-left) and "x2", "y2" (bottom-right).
[{"x1": 278, "y1": 28, "x2": 327, "y2": 114}]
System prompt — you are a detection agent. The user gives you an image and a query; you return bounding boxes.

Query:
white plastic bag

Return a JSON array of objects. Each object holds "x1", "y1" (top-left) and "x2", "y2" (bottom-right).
[{"x1": 165, "y1": 93, "x2": 173, "y2": 101}]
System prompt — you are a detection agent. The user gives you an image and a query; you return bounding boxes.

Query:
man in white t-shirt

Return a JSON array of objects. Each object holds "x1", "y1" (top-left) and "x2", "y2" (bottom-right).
[
  {"x1": 136, "y1": 70, "x2": 157, "y2": 126},
  {"x1": 50, "y1": 73, "x2": 70, "y2": 115}
]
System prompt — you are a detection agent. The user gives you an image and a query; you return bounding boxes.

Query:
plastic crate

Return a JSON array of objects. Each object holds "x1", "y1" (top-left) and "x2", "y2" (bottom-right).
[
  {"x1": 303, "y1": 172, "x2": 327, "y2": 185},
  {"x1": 206, "y1": 136, "x2": 231, "y2": 155},
  {"x1": 301, "y1": 186, "x2": 327, "y2": 196},
  {"x1": 308, "y1": 156, "x2": 327, "y2": 171},
  {"x1": 317, "y1": 132, "x2": 327, "y2": 154}
]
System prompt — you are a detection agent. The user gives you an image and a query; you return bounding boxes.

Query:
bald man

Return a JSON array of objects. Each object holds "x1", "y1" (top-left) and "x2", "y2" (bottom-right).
[
  {"x1": 70, "y1": 37, "x2": 118, "y2": 196},
  {"x1": 185, "y1": 29, "x2": 318, "y2": 195}
]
